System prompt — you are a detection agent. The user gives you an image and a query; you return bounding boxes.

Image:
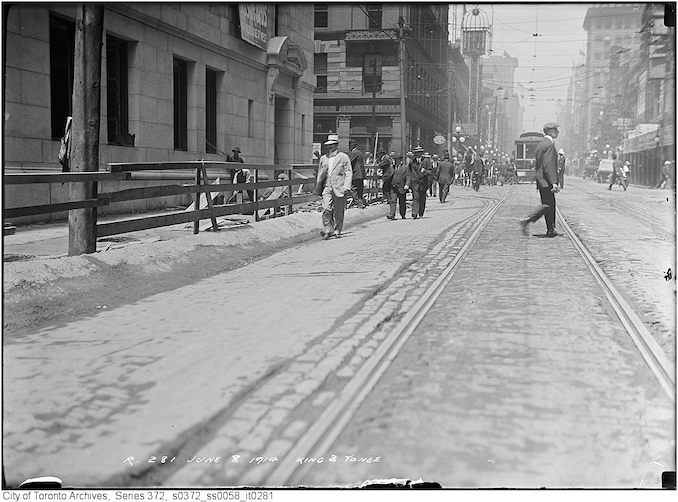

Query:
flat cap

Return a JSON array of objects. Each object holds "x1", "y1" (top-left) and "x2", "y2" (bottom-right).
[{"x1": 543, "y1": 122, "x2": 559, "y2": 132}]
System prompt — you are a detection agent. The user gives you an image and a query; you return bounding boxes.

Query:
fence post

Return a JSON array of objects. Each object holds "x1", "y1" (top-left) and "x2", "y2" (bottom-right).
[
  {"x1": 193, "y1": 166, "x2": 201, "y2": 234},
  {"x1": 287, "y1": 167, "x2": 293, "y2": 216}
]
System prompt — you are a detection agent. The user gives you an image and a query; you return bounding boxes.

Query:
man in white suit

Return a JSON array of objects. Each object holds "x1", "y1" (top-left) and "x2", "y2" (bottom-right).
[{"x1": 316, "y1": 133, "x2": 352, "y2": 239}]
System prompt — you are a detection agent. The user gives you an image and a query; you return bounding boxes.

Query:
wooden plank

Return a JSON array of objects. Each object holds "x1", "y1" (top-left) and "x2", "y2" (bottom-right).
[
  {"x1": 108, "y1": 161, "x2": 279, "y2": 173},
  {"x1": 4, "y1": 172, "x2": 130, "y2": 184},
  {"x1": 201, "y1": 164, "x2": 219, "y2": 231},
  {"x1": 96, "y1": 195, "x2": 316, "y2": 237},
  {"x1": 4, "y1": 198, "x2": 108, "y2": 218}
]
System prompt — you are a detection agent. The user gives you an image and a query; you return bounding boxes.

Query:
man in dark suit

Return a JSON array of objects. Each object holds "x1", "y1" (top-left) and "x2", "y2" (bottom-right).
[
  {"x1": 472, "y1": 149, "x2": 485, "y2": 192},
  {"x1": 348, "y1": 139, "x2": 366, "y2": 208},
  {"x1": 436, "y1": 152, "x2": 455, "y2": 203},
  {"x1": 390, "y1": 153, "x2": 410, "y2": 219},
  {"x1": 520, "y1": 123, "x2": 561, "y2": 237},
  {"x1": 408, "y1": 145, "x2": 432, "y2": 219}
]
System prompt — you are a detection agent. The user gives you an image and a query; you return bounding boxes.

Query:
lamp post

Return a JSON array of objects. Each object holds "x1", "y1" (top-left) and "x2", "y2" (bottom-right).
[{"x1": 450, "y1": 126, "x2": 467, "y2": 158}]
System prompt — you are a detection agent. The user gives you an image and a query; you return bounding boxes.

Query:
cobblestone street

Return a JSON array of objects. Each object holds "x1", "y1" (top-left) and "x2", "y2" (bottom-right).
[{"x1": 2, "y1": 179, "x2": 675, "y2": 488}]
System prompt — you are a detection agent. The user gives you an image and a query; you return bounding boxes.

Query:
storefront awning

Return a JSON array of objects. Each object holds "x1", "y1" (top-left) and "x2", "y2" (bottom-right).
[{"x1": 622, "y1": 123, "x2": 659, "y2": 154}]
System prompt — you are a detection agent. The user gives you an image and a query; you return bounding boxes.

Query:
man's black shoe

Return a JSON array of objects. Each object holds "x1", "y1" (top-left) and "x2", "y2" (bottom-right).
[
  {"x1": 386, "y1": 215, "x2": 395, "y2": 220},
  {"x1": 546, "y1": 230, "x2": 559, "y2": 238}
]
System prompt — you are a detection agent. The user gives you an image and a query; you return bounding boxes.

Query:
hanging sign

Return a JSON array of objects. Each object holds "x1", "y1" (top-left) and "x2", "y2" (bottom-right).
[{"x1": 239, "y1": 4, "x2": 269, "y2": 50}]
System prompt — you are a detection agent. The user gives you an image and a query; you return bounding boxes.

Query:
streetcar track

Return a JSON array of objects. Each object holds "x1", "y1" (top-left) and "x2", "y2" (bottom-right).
[
  {"x1": 264, "y1": 192, "x2": 509, "y2": 486},
  {"x1": 587, "y1": 192, "x2": 674, "y2": 239},
  {"x1": 557, "y1": 207, "x2": 675, "y2": 400}
]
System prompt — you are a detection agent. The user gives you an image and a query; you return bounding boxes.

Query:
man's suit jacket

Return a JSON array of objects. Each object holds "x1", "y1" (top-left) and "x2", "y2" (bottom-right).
[
  {"x1": 392, "y1": 162, "x2": 411, "y2": 193},
  {"x1": 349, "y1": 148, "x2": 365, "y2": 179},
  {"x1": 436, "y1": 160, "x2": 454, "y2": 185},
  {"x1": 534, "y1": 137, "x2": 558, "y2": 188},
  {"x1": 378, "y1": 155, "x2": 395, "y2": 192},
  {"x1": 317, "y1": 151, "x2": 352, "y2": 196},
  {"x1": 409, "y1": 157, "x2": 432, "y2": 186}
]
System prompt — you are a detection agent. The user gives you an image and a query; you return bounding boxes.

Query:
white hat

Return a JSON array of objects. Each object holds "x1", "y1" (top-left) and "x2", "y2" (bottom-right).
[
  {"x1": 324, "y1": 133, "x2": 339, "y2": 145},
  {"x1": 558, "y1": 148, "x2": 564, "y2": 155}
]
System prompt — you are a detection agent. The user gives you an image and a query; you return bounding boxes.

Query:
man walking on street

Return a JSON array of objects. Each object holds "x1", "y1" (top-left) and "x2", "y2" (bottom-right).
[
  {"x1": 429, "y1": 154, "x2": 439, "y2": 197},
  {"x1": 348, "y1": 139, "x2": 366, "y2": 208},
  {"x1": 436, "y1": 152, "x2": 454, "y2": 203},
  {"x1": 472, "y1": 149, "x2": 485, "y2": 192},
  {"x1": 378, "y1": 150, "x2": 396, "y2": 220},
  {"x1": 557, "y1": 148, "x2": 566, "y2": 188},
  {"x1": 316, "y1": 134, "x2": 352, "y2": 239},
  {"x1": 390, "y1": 153, "x2": 410, "y2": 219},
  {"x1": 608, "y1": 153, "x2": 622, "y2": 191},
  {"x1": 408, "y1": 146, "x2": 432, "y2": 219},
  {"x1": 520, "y1": 122, "x2": 561, "y2": 237}
]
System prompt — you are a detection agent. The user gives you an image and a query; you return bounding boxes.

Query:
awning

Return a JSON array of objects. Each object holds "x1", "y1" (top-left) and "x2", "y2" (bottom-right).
[{"x1": 622, "y1": 123, "x2": 659, "y2": 153}]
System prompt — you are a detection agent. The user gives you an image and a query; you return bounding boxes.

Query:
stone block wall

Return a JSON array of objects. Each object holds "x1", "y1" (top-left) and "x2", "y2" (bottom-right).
[{"x1": 4, "y1": 3, "x2": 314, "y2": 224}]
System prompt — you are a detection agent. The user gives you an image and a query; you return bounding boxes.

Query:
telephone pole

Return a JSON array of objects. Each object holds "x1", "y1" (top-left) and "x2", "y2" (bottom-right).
[
  {"x1": 398, "y1": 8, "x2": 407, "y2": 153},
  {"x1": 68, "y1": 4, "x2": 104, "y2": 255}
]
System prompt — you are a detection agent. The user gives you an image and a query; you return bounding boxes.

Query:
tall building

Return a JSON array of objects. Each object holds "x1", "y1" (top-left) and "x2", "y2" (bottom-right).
[
  {"x1": 312, "y1": 3, "x2": 450, "y2": 155},
  {"x1": 4, "y1": 3, "x2": 314, "y2": 221},
  {"x1": 480, "y1": 53, "x2": 523, "y2": 157},
  {"x1": 581, "y1": 3, "x2": 643, "y2": 153}
]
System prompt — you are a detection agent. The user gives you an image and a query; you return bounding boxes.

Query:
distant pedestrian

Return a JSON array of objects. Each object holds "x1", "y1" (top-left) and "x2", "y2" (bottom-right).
[
  {"x1": 429, "y1": 154, "x2": 439, "y2": 197},
  {"x1": 436, "y1": 152, "x2": 454, "y2": 203},
  {"x1": 378, "y1": 150, "x2": 396, "y2": 220},
  {"x1": 316, "y1": 133, "x2": 352, "y2": 239},
  {"x1": 390, "y1": 153, "x2": 410, "y2": 219},
  {"x1": 408, "y1": 146, "x2": 432, "y2": 219},
  {"x1": 608, "y1": 154, "x2": 622, "y2": 190},
  {"x1": 520, "y1": 122, "x2": 560, "y2": 237},
  {"x1": 232, "y1": 166, "x2": 254, "y2": 202},
  {"x1": 656, "y1": 160, "x2": 673, "y2": 189},
  {"x1": 472, "y1": 149, "x2": 485, "y2": 192},
  {"x1": 348, "y1": 139, "x2": 366, "y2": 208},
  {"x1": 621, "y1": 160, "x2": 630, "y2": 190},
  {"x1": 557, "y1": 148, "x2": 566, "y2": 188},
  {"x1": 227, "y1": 147, "x2": 244, "y2": 163}
]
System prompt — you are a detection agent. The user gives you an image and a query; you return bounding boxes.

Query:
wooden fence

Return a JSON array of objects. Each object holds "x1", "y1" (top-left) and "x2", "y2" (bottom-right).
[{"x1": 3, "y1": 160, "x2": 387, "y2": 247}]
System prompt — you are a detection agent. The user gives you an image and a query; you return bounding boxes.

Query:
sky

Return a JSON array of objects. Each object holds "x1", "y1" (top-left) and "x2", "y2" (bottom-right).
[{"x1": 450, "y1": 2, "x2": 592, "y2": 132}]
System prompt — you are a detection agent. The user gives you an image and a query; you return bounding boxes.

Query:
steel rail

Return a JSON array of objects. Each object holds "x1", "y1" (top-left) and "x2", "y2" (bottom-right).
[
  {"x1": 557, "y1": 207, "x2": 675, "y2": 400},
  {"x1": 265, "y1": 194, "x2": 507, "y2": 486},
  {"x1": 588, "y1": 192, "x2": 673, "y2": 239}
]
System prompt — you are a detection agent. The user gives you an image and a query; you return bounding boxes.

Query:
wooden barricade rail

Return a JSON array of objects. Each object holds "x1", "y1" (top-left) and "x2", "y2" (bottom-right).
[{"x1": 3, "y1": 161, "x2": 319, "y2": 251}]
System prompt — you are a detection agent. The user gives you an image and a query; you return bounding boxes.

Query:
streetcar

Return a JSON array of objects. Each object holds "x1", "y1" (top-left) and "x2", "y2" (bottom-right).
[{"x1": 514, "y1": 132, "x2": 543, "y2": 183}]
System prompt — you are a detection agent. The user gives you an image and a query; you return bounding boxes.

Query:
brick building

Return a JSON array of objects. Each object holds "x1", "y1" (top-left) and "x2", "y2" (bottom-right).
[
  {"x1": 3, "y1": 3, "x2": 314, "y2": 222},
  {"x1": 312, "y1": 3, "x2": 450, "y2": 155}
]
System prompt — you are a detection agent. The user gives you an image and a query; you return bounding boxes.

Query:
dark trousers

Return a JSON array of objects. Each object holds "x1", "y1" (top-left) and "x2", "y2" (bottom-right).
[
  {"x1": 389, "y1": 189, "x2": 407, "y2": 218},
  {"x1": 558, "y1": 171, "x2": 564, "y2": 188},
  {"x1": 472, "y1": 172, "x2": 483, "y2": 191},
  {"x1": 526, "y1": 187, "x2": 557, "y2": 233},
  {"x1": 351, "y1": 178, "x2": 365, "y2": 206},
  {"x1": 439, "y1": 182, "x2": 450, "y2": 203},
  {"x1": 411, "y1": 182, "x2": 427, "y2": 217}
]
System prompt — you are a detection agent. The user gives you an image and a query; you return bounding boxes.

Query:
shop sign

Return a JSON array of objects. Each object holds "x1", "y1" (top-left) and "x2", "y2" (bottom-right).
[{"x1": 238, "y1": 4, "x2": 269, "y2": 50}]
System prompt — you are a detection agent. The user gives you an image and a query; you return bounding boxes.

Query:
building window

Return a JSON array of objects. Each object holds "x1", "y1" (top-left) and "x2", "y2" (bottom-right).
[
  {"x1": 106, "y1": 35, "x2": 134, "y2": 146},
  {"x1": 363, "y1": 53, "x2": 382, "y2": 93},
  {"x1": 314, "y1": 53, "x2": 328, "y2": 93},
  {"x1": 49, "y1": 15, "x2": 75, "y2": 140},
  {"x1": 205, "y1": 68, "x2": 217, "y2": 153},
  {"x1": 314, "y1": 4, "x2": 328, "y2": 28},
  {"x1": 366, "y1": 4, "x2": 382, "y2": 29},
  {"x1": 173, "y1": 58, "x2": 188, "y2": 151}
]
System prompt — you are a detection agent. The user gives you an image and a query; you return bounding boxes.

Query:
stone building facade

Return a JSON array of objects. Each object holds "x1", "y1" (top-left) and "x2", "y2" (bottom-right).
[
  {"x1": 4, "y1": 3, "x2": 314, "y2": 222},
  {"x1": 312, "y1": 3, "x2": 450, "y2": 155}
]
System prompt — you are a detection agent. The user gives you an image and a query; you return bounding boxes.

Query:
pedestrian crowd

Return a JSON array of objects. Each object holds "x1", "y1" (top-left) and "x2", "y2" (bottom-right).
[{"x1": 313, "y1": 132, "x2": 512, "y2": 240}]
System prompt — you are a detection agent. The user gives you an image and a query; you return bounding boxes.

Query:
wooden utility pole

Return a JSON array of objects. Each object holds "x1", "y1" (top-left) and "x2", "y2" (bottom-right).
[
  {"x1": 398, "y1": 9, "x2": 407, "y2": 153},
  {"x1": 68, "y1": 4, "x2": 104, "y2": 255}
]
